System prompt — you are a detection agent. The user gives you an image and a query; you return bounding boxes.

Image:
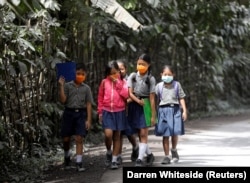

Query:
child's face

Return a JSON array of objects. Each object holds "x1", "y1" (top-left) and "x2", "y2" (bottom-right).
[
  {"x1": 109, "y1": 67, "x2": 120, "y2": 80},
  {"x1": 75, "y1": 69, "x2": 86, "y2": 84},
  {"x1": 118, "y1": 63, "x2": 126, "y2": 77},
  {"x1": 161, "y1": 68, "x2": 173, "y2": 76},
  {"x1": 137, "y1": 59, "x2": 149, "y2": 74}
]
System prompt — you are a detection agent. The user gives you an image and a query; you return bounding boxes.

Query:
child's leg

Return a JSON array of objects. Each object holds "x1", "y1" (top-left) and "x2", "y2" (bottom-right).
[
  {"x1": 112, "y1": 130, "x2": 121, "y2": 163},
  {"x1": 75, "y1": 135, "x2": 83, "y2": 163},
  {"x1": 104, "y1": 129, "x2": 113, "y2": 152},
  {"x1": 137, "y1": 128, "x2": 148, "y2": 160},
  {"x1": 171, "y1": 135, "x2": 179, "y2": 162},
  {"x1": 163, "y1": 136, "x2": 170, "y2": 155},
  {"x1": 171, "y1": 135, "x2": 178, "y2": 149},
  {"x1": 116, "y1": 133, "x2": 123, "y2": 165},
  {"x1": 104, "y1": 128, "x2": 113, "y2": 166},
  {"x1": 127, "y1": 134, "x2": 137, "y2": 149},
  {"x1": 161, "y1": 136, "x2": 171, "y2": 164},
  {"x1": 63, "y1": 136, "x2": 71, "y2": 154},
  {"x1": 118, "y1": 133, "x2": 123, "y2": 155},
  {"x1": 127, "y1": 134, "x2": 139, "y2": 161},
  {"x1": 63, "y1": 136, "x2": 71, "y2": 169}
]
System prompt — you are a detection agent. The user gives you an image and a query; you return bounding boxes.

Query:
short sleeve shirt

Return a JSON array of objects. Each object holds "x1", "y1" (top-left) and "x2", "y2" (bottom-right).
[
  {"x1": 64, "y1": 81, "x2": 94, "y2": 108},
  {"x1": 127, "y1": 72, "x2": 156, "y2": 96},
  {"x1": 155, "y1": 81, "x2": 186, "y2": 105}
]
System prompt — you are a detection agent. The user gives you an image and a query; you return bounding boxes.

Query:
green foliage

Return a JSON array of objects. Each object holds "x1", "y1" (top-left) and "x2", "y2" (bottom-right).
[{"x1": 0, "y1": 0, "x2": 250, "y2": 182}]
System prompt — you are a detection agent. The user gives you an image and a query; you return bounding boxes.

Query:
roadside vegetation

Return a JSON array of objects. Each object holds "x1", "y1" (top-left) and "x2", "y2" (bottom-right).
[{"x1": 0, "y1": 0, "x2": 250, "y2": 182}]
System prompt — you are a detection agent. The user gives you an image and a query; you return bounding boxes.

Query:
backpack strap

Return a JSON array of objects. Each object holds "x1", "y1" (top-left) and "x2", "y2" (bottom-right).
[
  {"x1": 173, "y1": 81, "x2": 179, "y2": 99},
  {"x1": 157, "y1": 82, "x2": 164, "y2": 101},
  {"x1": 132, "y1": 72, "x2": 151, "y2": 92},
  {"x1": 131, "y1": 72, "x2": 137, "y2": 82},
  {"x1": 157, "y1": 81, "x2": 179, "y2": 102}
]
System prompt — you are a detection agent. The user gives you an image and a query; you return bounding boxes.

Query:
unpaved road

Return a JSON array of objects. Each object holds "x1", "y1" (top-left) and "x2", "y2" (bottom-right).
[{"x1": 45, "y1": 112, "x2": 250, "y2": 183}]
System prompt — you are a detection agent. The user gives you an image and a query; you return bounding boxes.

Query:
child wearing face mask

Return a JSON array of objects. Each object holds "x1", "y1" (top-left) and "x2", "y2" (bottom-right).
[
  {"x1": 127, "y1": 53, "x2": 157, "y2": 167},
  {"x1": 97, "y1": 60, "x2": 129, "y2": 170},
  {"x1": 155, "y1": 65, "x2": 187, "y2": 165},
  {"x1": 58, "y1": 63, "x2": 94, "y2": 172}
]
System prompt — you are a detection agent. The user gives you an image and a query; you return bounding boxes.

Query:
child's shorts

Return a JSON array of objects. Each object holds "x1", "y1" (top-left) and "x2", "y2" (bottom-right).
[
  {"x1": 155, "y1": 105, "x2": 184, "y2": 137},
  {"x1": 127, "y1": 101, "x2": 148, "y2": 129},
  {"x1": 61, "y1": 108, "x2": 87, "y2": 137},
  {"x1": 102, "y1": 110, "x2": 128, "y2": 131}
]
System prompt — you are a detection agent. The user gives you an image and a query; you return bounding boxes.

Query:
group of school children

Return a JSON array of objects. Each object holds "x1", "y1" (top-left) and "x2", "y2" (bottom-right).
[{"x1": 58, "y1": 53, "x2": 187, "y2": 172}]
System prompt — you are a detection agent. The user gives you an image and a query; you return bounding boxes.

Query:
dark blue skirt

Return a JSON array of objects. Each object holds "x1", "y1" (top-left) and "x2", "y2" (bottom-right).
[
  {"x1": 155, "y1": 105, "x2": 184, "y2": 136},
  {"x1": 127, "y1": 102, "x2": 147, "y2": 129},
  {"x1": 102, "y1": 110, "x2": 128, "y2": 131}
]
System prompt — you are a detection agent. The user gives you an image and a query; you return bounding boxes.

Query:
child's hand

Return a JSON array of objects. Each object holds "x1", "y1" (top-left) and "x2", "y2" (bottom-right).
[
  {"x1": 182, "y1": 111, "x2": 187, "y2": 121},
  {"x1": 98, "y1": 115, "x2": 103, "y2": 124},
  {"x1": 151, "y1": 117, "x2": 156, "y2": 126},
  {"x1": 127, "y1": 98, "x2": 133, "y2": 103},
  {"x1": 85, "y1": 120, "x2": 91, "y2": 130},
  {"x1": 138, "y1": 99, "x2": 145, "y2": 106},
  {"x1": 58, "y1": 76, "x2": 65, "y2": 86}
]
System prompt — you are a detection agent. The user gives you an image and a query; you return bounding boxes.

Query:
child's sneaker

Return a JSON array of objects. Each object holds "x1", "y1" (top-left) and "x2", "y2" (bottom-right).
[
  {"x1": 131, "y1": 146, "x2": 139, "y2": 162},
  {"x1": 64, "y1": 156, "x2": 71, "y2": 170},
  {"x1": 161, "y1": 156, "x2": 171, "y2": 164},
  {"x1": 105, "y1": 152, "x2": 112, "y2": 167},
  {"x1": 171, "y1": 149, "x2": 179, "y2": 163},
  {"x1": 135, "y1": 159, "x2": 143, "y2": 167},
  {"x1": 110, "y1": 162, "x2": 118, "y2": 170},
  {"x1": 117, "y1": 156, "x2": 123, "y2": 165},
  {"x1": 76, "y1": 162, "x2": 86, "y2": 172},
  {"x1": 146, "y1": 153, "x2": 155, "y2": 166}
]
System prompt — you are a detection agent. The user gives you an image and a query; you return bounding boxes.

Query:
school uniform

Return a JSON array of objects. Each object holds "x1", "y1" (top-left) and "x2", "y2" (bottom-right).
[
  {"x1": 61, "y1": 81, "x2": 94, "y2": 137},
  {"x1": 127, "y1": 71, "x2": 156, "y2": 129},
  {"x1": 98, "y1": 77, "x2": 129, "y2": 131},
  {"x1": 121, "y1": 74, "x2": 136, "y2": 136},
  {"x1": 155, "y1": 81, "x2": 186, "y2": 136}
]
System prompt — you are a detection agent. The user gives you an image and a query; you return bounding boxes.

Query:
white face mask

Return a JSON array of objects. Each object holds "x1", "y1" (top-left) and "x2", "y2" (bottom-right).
[{"x1": 162, "y1": 75, "x2": 173, "y2": 83}]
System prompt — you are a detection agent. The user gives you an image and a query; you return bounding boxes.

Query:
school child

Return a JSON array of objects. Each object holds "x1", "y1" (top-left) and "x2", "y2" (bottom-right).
[
  {"x1": 58, "y1": 63, "x2": 94, "y2": 172},
  {"x1": 116, "y1": 59, "x2": 139, "y2": 164},
  {"x1": 127, "y1": 53, "x2": 156, "y2": 167},
  {"x1": 97, "y1": 60, "x2": 129, "y2": 169},
  {"x1": 155, "y1": 65, "x2": 187, "y2": 164}
]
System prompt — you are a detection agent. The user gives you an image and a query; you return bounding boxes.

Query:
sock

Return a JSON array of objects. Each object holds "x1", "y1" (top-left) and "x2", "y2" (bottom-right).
[
  {"x1": 138, "y1": 143, "x2": 147, "y2": 160},
  {"x1": 76, "y1": 155, "x2": 82, "y2": 163},
  {"x1": 171, "y1": 148, "x2": 177, "y2": 151},
  {"x1": 117, "y1": 154, "x2": 121, "y2": 158},
  {"x1": 145, "y1": 144, "x2": 152, "y2": 155},
  {"x1": 107, "y1": 150, "x2": 112, "y2": 155},
  {"x1": 112, "y1": 156, "x2": 118, "y2": 163},
  {"x1": 64, "y1": 150, "x2": 71, "y2": 157}
]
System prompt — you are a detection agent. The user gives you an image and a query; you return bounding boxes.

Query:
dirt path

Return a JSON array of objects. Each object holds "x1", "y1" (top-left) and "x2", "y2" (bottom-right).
[{"x1": 44, "y1": 112, "x2": 250, "y2": 183}]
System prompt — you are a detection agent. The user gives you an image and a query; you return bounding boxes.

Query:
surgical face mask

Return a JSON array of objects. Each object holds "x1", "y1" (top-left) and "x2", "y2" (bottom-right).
[
  {"x1": 75, "y1": 74, "x2": 86, "y2": 84},
  {"x1": 137, "y1": 65, "x2": 148, "y2": 74},
  {"x1": 162, "y1": 75, "x2": 173, "y2": 83}
]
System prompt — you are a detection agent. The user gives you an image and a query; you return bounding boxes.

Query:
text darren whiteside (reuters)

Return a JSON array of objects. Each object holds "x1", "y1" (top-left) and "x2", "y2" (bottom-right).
[{"x1": 123, "y1": 167, "x2": 249, "y2": 183}]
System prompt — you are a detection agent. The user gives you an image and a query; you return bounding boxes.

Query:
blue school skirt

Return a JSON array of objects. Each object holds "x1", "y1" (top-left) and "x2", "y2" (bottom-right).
[
  {"x1": 127, "y1": 101, "x2": 148, "y2": 129},
  {"x1": 155, "y1": 104, "x2": 184, "y2": 137},
  {"x1": 102, "y1": 110, "x2": 128, "y2": 131}
]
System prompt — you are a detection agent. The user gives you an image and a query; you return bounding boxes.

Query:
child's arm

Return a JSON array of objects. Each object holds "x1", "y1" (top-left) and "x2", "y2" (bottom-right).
[
  {"x1": 179, "y1": 98, "x2": 187, "y2": 121},
  {"x1": 97, "y1": 80, "x2": 105, "y2": 122},
  {"x1": 58, "y1": 76, "x2": 67, "y2": 104},
  {"x1": 115, "y1": 79, "x2": 129, "y2": 99},
  {"x1": 85, "y1": 101, "x2": 92, "y2": 130}
]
